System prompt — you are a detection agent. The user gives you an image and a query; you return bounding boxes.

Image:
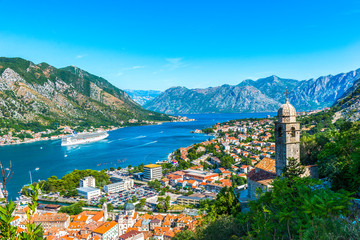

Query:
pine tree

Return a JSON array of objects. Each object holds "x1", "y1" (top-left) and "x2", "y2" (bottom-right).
[{"x1": 282, "y1": 157, "x2": 305, "y2": 180}]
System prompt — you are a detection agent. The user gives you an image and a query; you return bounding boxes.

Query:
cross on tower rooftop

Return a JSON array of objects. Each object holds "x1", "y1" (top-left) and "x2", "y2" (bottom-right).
[{"x1": 284, "y1": 89, "x2": 290, "y2": 101}]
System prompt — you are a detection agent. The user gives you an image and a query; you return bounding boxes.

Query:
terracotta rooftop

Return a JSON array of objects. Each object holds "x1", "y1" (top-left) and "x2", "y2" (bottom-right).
[
  {"x1": 247, "y1": 169, "x2": 276, "y2": 184},
  {"x1": 33, "y1": 213, "x2": 69, "y2": 222},
  {"x1": 92, "y1": 221, "x2": 117, "y2": 234},
  {"x1": 119, "y1": 230, "x2": 142, "y2": 239},
  {"x1": 255, "y1": 157, "x2": 276, "y2": 173}
]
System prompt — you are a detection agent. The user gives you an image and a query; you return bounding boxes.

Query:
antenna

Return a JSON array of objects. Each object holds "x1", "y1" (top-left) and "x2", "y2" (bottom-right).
[{"x1": 29, "y1": 171, "x2": 32, "y2": 184}]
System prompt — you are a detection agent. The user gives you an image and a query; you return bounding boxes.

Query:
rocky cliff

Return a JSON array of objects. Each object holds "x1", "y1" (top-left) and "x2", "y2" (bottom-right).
[
  {"x1": 144, "y1": 69, "x2": 360, "y2": 114},
  {"x1": 0, "y1": 57, "x2": 170, "y2": 129},
  {"x1": 333, "y1": 78, "x2": 360, "y2": 121}
]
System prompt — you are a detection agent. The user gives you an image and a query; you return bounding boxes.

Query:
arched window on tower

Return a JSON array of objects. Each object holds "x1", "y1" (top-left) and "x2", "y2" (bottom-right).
[
  {"x1": 291, "y1": 127, "x2": 296, "y2": 137},
  {"x1": 278, "y1": 126, "x2": 283, "y2": 137}
]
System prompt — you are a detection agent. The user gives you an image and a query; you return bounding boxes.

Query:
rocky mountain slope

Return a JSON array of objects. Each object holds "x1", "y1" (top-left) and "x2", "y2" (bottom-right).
[
  {"x1": 333, "y1": 78, "x2": 360, "y2": 121},
  {"x1": 0, "y1": 57, "x2": 170, "y2": 129},
  {"x1": 144, "y1": 85, "x2": 280, "y2": 114},
  {"x1": 144, "y1": 69, "x2": 360, "y2": 114},
  {"x1": 124, "y1": 89, "x2": 162, "y2": 105}
]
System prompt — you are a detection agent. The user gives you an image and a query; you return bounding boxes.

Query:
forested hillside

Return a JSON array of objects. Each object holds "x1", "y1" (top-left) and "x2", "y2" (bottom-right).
[{"x1": 0, "y1": 57, "x2": 171, "y2": 131}]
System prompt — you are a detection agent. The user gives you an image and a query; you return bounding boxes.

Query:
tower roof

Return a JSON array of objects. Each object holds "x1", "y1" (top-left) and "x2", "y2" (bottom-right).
[
  {"x1": 124, "y1": 202, "x2": 135, "y2": 211},
  {"x1": 277, "y1": 99, "x2": 296, "y2": 122}
]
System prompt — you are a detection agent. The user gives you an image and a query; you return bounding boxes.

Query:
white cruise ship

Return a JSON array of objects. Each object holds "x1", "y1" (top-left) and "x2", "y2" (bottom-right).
[{"x1": 61, "y1": 131, "x2": 109, "y2": 146}]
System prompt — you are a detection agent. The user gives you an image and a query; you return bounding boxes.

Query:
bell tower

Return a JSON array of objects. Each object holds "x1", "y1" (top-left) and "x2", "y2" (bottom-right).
[{"x1": 275, "y1": 90, "x2": 300, "y2": 176}]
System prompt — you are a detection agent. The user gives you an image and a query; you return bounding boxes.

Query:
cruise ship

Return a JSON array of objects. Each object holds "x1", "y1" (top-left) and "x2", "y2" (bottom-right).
[{"x1": 61, "y1": 131, "x2": 109, "y2": 146}]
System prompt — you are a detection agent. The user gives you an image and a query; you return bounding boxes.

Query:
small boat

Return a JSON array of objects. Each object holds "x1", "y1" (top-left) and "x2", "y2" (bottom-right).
[
  {"x1": 35, "y1": 168, "x2": 39, "y2": 171},
  {"x1": 64, "y1": 155, "x2": 68, "y2": 157},
  {"x1": 40, "y1": 147, "x2": 43, "y2": 149}
]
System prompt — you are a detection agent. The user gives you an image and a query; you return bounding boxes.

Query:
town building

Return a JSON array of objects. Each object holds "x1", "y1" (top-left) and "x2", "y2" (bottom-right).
[
  {"x1": 143, "y1": 164, "x2": 162, "y2": 181},
  {"x1": 183, "y1": 169, "x2": 218, "y2": 182},
  {"x1": 80, "y1": 176, "x2": 96, "y2": 188},
  {"x1": 118, "y1": 202, "x2": 137, "y2": 235},
  {"x1": 77, "y1": 186, "x2": 101, "y2": 200},
  {"x1": 119, "y1": 230, "x2": 144, "y2": 240},
  {"x1": 92, "y1": 220, "x2": 119, "y2": 240},
  {"x1": 104, "y1": 178, "x2": 134, "y2": 194},
  {"x1": 32, "y1": 213, "x2": 70, "y2": 230},
  {"x1": 177, "y1": 193, "x2": 215, "y2": 206}
]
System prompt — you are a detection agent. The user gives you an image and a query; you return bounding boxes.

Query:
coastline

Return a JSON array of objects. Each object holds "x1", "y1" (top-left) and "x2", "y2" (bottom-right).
[
  {"x1": 0, "y1": 126, "x2": 122, "y2": 147},
  {"x1": 0, "y1": 117, "x2": 195, "y2": 147}
]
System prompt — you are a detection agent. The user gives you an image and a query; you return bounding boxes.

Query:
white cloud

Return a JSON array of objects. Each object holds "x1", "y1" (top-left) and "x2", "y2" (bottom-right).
[
  {"x1": 75, "y1": 54, "x2": 87, "y2": 59},
  {"x1": 121, "y1": 65, "x2": 145, "y2": 71},
  {"x1": 132, "y1": 66, "x2": 145, "y2": 69},
  {"x1": 165, "y1": 57, "x2": 188, "y2": 70}
]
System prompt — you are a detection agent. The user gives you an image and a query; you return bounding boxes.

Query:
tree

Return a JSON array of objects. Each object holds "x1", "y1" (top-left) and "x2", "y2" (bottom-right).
[
  {"x1": 282, "y1": 157, "x2": 305, "y2": 180},
  {"x1": 165, "y1": 195, "x2": 171, "y2": 210},
  {"x1": 0, "y1": 201, "x2": 17, "y2": 239},
  {"x1": 239, "y1": 177, "x2": 352, "y2": 239},
  {"x1": 173, "y1": 230, "x2": 196, "y2": 240},
  {"x1": 107, "y1": 203, "x2": 114, "y2": 211},
  {"x1": 230, "y1": 175, "x2": 246, "y2": 188},
  {"x1": 99, "y1": 197, "x2": 107, "y2": 205},
  {"x1": 59, "y1": 201, "x2": 84, "y2": 215},
  {"x1": 18, "y1": 183, "x2": 45, "y2": 239}
]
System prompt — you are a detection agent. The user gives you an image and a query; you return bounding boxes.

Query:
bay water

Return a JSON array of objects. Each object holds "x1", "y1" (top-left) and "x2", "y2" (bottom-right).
[{"x1": 0, "y1": 112, "x2": 275, "y2": 199}]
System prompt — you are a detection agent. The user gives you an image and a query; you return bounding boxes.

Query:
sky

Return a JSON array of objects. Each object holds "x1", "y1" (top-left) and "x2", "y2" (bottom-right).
[{"x1": 1, "y1": 0, "x2": 360, "y2": 90}]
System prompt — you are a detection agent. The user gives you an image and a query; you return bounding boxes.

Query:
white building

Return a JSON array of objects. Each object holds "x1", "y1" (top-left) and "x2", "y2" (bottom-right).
[
  {"x1": 76, "y1": 187, "x2": 100, "y2": 200},
  {"x1": 143, "y1": 164, "x2": 162, "y2": 181},
  {"x1": 104, "y1": 179, "x2": 134, "y2": 194},
  {"x1": 80, "y1": 176, "x2": 96, "y2": 188}
]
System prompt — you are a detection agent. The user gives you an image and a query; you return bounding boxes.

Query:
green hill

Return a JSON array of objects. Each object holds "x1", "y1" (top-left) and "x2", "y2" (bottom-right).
[{"x1": 0, "y1": 57, "x2": 170, "y2": 131}]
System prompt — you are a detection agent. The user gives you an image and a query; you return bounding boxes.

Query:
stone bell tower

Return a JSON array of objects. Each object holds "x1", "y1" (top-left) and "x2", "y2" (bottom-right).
[{"x1": 275, "y1": 90, "x2": 300, "y2": 176}]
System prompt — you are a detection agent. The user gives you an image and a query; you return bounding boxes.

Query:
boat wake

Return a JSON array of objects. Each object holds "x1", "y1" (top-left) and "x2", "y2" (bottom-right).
[
  {"x1": 121, "y1": 141, "x2": 158, "y2": 150},
  {"x1": 108, "y1": 138, "x2": 125, "y2": 143},
  {"x1": 133, "y1": 135, "x2": 146, "y2": 139}
]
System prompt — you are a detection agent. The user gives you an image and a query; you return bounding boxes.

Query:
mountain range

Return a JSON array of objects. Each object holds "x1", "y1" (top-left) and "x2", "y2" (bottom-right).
[
  {"x1": 124, "y1": 89, "x2": 162, "y2": 105},
  {"x1": 144, "y1": 69, "x2": 360, "y2": 114},
  {"x1": 0, "y1": 57, "x2": 170, "y2": 130}
]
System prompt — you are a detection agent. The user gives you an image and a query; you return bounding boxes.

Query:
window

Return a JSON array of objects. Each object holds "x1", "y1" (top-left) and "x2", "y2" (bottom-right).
[
  {"x1": 291, "y1": 127, "x2": 296, "y2": 137},
  {"x1": 278, "y1": 127, "x2": 283, "y2": 137}
]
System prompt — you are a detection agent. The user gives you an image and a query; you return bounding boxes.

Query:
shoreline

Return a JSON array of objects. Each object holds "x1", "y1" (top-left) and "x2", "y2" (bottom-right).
[
  {"x1": 0, "y1": 117, "x2": 195, "y2": 147},
  {"x1": 0, "y1": 126, "x2": 123, "y2": 147}
]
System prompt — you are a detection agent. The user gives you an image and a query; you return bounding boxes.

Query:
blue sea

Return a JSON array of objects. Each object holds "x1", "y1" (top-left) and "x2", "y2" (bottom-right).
[{"x1": 0, "y1": 113, "x2": 275, "y2": 199}]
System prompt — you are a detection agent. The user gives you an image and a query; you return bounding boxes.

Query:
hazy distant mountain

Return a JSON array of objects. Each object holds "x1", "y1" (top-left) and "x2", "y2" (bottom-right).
[
  {"x1": 125, "y1": 89, "x2": 162, "y2": 105},
  {"x1": 144, "y1": 69, "x2": 360, "y2": 114},
  {"x1": 143, "y1": 85, "x2": 280, "y2": 114},
  {"x1": 0, "y1": 57, "x2": 170, "y2": 129}
]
